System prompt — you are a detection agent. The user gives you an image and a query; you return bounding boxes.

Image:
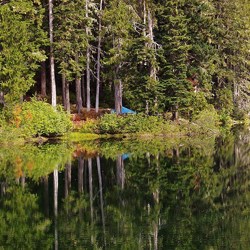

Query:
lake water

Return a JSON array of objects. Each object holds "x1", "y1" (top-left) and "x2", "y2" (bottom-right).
[{"x1": 0, "y1": 128, "x2": 250, "y2": 249}]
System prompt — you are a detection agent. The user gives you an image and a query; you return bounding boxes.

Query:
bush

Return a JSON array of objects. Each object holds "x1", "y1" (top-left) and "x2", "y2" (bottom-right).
[
  {"x1": 97, "y1": 113, "x2": 172, "y2": 134},
  {"x1": 192, "y1": 106, "x2": 220, "y2": 134},
  {"x1": 79, "y1": 119, "x2": 98, "y2": 133},
  {"x1": 6, "y1": 99, "x2": 72, "y2": 137}
]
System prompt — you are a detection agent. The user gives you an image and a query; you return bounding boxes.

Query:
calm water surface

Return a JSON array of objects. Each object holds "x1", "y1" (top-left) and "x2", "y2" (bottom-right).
[{"x1": 0, "y1": 129, "x2": 250, "y2": 249}]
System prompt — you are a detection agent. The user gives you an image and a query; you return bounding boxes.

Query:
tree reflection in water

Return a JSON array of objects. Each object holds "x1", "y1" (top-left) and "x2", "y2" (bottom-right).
[{"x1": 0, "y1": 131, "x2": 250, "y2": 248}]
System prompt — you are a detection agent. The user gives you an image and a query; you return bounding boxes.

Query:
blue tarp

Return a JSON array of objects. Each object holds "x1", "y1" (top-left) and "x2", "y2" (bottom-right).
[
  {"x1": 112, "y1": 106, "x2": 136, "y2": 114},
  {"x1": 122, "y1": 153, "x2": 130, "y2": 161}
]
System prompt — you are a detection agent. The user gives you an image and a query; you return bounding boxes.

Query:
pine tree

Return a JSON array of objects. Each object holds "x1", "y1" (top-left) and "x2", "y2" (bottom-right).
[
  {"x1": 156, "y1": 0, "x2": 192, "y2": 118},
  {"x1": 54, "y1": 0, "x2": 95, "y2": 113},
  {"x1": 125, "y1": 0, "x2": 162, "y2": 114},
  {"x1": 0, "y1": 0, "x2": 47, "y2": 103},
  {"x1": 103, "y1": 0, "x2": 138, "y2": 114}
]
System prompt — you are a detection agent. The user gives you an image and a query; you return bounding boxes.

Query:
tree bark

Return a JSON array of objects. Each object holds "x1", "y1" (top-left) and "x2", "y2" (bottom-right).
[
  {"x1": 0, "y1": 91, "x2": 4, "y2": 107},
  {"x1": 65, "y1": 80, "x2": 70, "y2": 113},
  {"x1": 115, "y1": 79, "x2": 122, "y2": 114},
  {"x1": 147, "y1": 8, "x2": 157, "y2": 82},
  {"x1": 81, "y1": 75, "x2": 86, "y2": 107},
  {"x1": 62, "y1": 74, "x2": 66, "y2": 109},
  {"x1": 76, "y1": 76, "x2": 82, "y2": 114},
  {"x1": 86, "y1": 0, "x2": 91, "y2": 112},
  {"x1": 95, "y1": 0, "x2": 103, "y2": 113},
  {"x1": 41, "y1": 61, "x2": 47, "y2": 97},
  {"x1": 49, "y1": 0, "x2": 56, "y2": 107}
]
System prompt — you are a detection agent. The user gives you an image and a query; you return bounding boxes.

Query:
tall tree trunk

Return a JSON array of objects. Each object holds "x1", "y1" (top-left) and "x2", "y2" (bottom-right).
[
  {"x1": 65, "y1": 80, "x2": 70, "y2": 113},
  {"x1": 76, "y1": 54, "x2": 83, "y2": 114},
  {"x1": 115, "y1": 79, "x2": 122, "y2": 114},
  {"x1": 81, "y1": 75, "x2": 86, "y2": 107},
  {"x1": 49, "y1": 0, "x2": 56, "y2": 107},
  {"x1": 21, "y1": 174, "x2": 25, "y2": 188},
  {"x1": 76, "y1": 76, "x2": 82, "y2": 114},
  {"x1": 147, "y1": 8, "x2": 157, "y2": 82},
  {"x1": 95, "y1": 0, "x2": 103, "y2": 113},
  {"x1": 62, "y1": 74, "x2": 66, "y2": 109},
  {"x1": 86, "y1": 0, "x2": 91, "y2": 112},
  {"x1": 0, "y1": 91, "x2": 4, "y2": 107},
  {"x1": 41, "y1": 61, "x2": 47, "y2": 97}
]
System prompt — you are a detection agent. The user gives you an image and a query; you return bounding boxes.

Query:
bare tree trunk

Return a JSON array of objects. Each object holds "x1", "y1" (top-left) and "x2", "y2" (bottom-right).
[
  {"x1": 76, "y1": 76, "x2": 82, "y2": 114},
  {"x1": 49, "y1": 0, "x2": 56, "y2": 107},
  {"x1": 115, "y1": 80, "x2": 122, "y2": 114},
  {"x1": 75, "y1": 54, "x2": 83, "y2": 114},
  {"x1": 95, "y1": 0, "x2": 103, "y2": 113},
  {"x1": 147, "y1": 8, "x2": 157, "y2": 82},
  {"x1": 21, "y1": 174, "x2": 25, "y2": 188},
  {"x1": 62, "y1": 75, "x2": 70, "y2": 113},
  {"x1": 82, "y1": 75, "x2": 86, "y2": 107},
  {"x1": 65, "y1": 80, "x2": 70, "y2": 113},
  {"x1": 86, "y1": 0, "x2": 91, "y2": 112},
  {"x1": 143, "y1": 0, "x2": 147, "y2": 37},
  {"x1": 0, "y1": 91, "x2": 4, "y2": 107},
  {"x1": 41, "y1": 61, "x2": 47, "y2": 97},
  {"x1": 62, "y1": 74, "x2": 66, "y2": 109}
]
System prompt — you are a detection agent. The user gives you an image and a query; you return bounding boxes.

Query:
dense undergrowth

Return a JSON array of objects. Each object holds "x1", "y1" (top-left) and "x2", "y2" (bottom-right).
[
  {"x1": 0, "y1": 99, "x2": 72, "y2": 143},
  {"x1": 76, "y1": 106, "x2": 223, "y2": 136},
  {"x1": 0, "y1": 99, "x2": 243, "y2": 144}
]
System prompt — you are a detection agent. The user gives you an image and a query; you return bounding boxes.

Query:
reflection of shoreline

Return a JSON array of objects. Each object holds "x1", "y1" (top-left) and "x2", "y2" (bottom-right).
[{"x1": 0, "y1": 129, "x2": 250, "y2": 249}]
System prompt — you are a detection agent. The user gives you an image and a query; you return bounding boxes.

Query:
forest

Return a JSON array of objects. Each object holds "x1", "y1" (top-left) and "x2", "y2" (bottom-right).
[{"x1": 0, "y1": 0, "x2": 250, "y2": 120}]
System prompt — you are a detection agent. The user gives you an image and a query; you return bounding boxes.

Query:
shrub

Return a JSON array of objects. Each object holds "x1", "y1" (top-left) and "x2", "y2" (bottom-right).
[
  {"x1": 7, "y1": 99, "x2": 72, "y2": 137},
  {"x1": 97, "y1": 113, "x2": 171, "y2": 134},
  {"x1": 79, "y1": 119, "x2": 98, "y2": 133},
  {"x1": 192, "y1": 105, "x2": 220, "y2": 134}
]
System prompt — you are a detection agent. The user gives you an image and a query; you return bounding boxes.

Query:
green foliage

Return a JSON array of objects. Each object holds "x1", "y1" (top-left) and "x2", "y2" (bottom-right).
[
  {"x1": 79, "y1": 119, "x2": 98, "y2": 134},
  {"x1": 214, "y1": 88, "x2": 234, "y2": 115},
  {"x1": 192, "y1": 106, "x2": 220, "y2": 134},
  {"x1": 0, "y1": 0, "x2": 47, "y2": 102},
  {"x1": 5, "y1": 99, "x2": 72, "y2": 137},
  {"x1": 95, "y1": 113, "x2": 179, "y2": 135},
  {"x1": 156, "y1": 0, "x2": 192, "y2": 112},
  {"x1": 1, "y1": 0, "x2": 250, "y2": 124},
  {"x1": 0, "y1": 186, "x2": 52, "y2": 249},
  {"x1": 0, "y1": 143, "x2": 73, "y2": 181},
  {"x1": 190, "y1": 92, "x2": 209, "y2": 116},
  {"x1": 54, "y1": 0, "x2": 94, "y2": 80}
]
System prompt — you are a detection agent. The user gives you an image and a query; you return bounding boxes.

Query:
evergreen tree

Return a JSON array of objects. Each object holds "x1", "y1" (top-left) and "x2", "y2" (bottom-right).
[
  {"x1": 156, "y1": 0, "x2": 192, "y2": 118},
  {"x1": 103, "y1": 0, "x2": 138, "y2": 114},
  {"x1": 125, "y1": 0, "x2": 162, "y2": 114},
  {"x1": 0, "y1": 0, "x2": 47, "y2": 103},
  {"x1": 54, "y1": 0, "x2": 95, "y2": 113}
]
